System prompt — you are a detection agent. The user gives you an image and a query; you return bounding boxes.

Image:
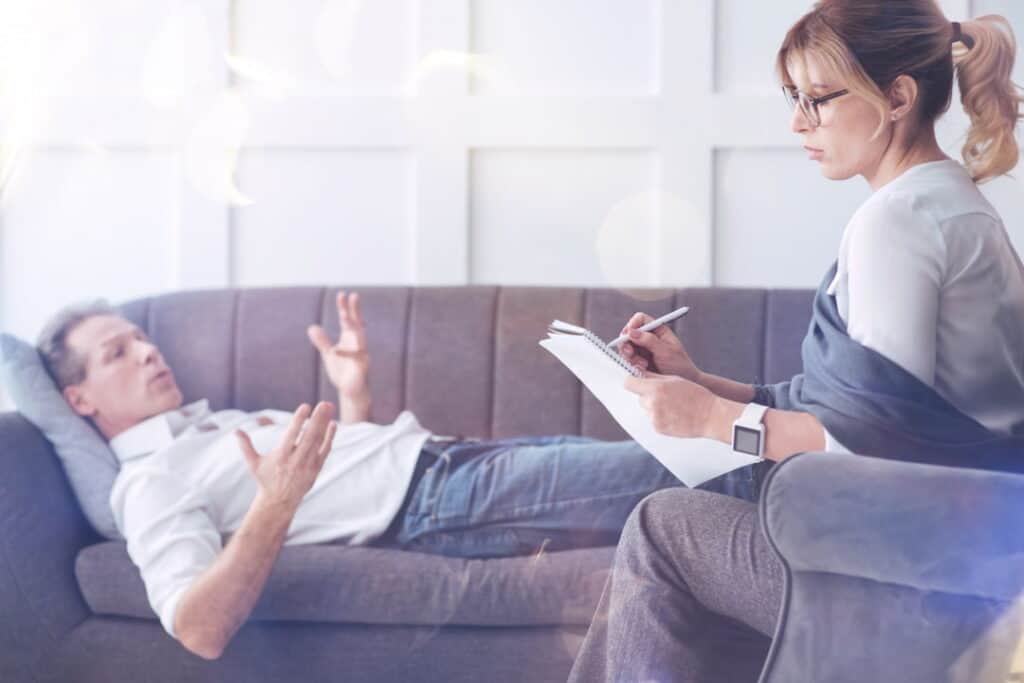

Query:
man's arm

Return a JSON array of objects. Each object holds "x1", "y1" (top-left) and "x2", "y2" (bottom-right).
[
  {"x1": 339, "y1": 392, "x2": 371, "y2": 425},
  {"x1": 172, "y1": 401, "x2": 336, "y2": 659},
  {"x1": 173, "y1": 493, "x2": 299, "y2": 659}
]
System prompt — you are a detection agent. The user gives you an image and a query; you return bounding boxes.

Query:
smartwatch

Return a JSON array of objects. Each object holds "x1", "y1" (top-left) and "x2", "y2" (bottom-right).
[{"x1": 732, "y1": 403, "x2": 768, "y2": 459}]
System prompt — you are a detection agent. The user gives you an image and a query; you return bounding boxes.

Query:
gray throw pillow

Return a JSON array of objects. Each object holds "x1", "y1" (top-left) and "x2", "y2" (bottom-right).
[{"x1": 0, "y1": 333, "x2": 121, "y2": 539}]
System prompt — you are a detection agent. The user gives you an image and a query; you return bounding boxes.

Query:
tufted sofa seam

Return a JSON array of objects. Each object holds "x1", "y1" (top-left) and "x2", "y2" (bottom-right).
[
  {"x1": 230, "y1": 290, "x2": 241, "y2": 408},
  {"x1": 315, "y1": 287, "x2": 328, "y2": 406},
  {"x1": 760, "y1": 291, "x2": 770, "y2": 385},
  {"x1": 488, "y1": 288, "x2": 501, "y2": 439}
]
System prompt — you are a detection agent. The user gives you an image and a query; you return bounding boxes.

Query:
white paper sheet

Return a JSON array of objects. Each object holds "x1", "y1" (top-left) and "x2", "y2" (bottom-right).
[{"x1": 540, "y1": 335, "x2": 758, "y2": 487}]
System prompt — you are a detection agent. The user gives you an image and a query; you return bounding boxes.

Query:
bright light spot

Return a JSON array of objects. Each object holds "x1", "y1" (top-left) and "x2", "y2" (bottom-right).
[
  {"x1": 0, "y1": 1, "x2": 90, "y2": 203},
  {"x1": 314, "y1": 0, "x2": 365, "y2": 82},
  {"x1": 225, "y1": 54, "x2": 299, "y2": 100},
  {"x1": 142, "y1": 8, "x2": 186, "y2": 107},
  {"x1": 142, "y1": 4, "x2": 217, "y2": 108},
  {"x1": 406, "y1": 50, "x2": 511, "y2": 94},
  {"x1": 596, "y1": 190, "x2": 706, "y2": 298},
  {"x1": 184, "y1": 90, "x2": 253, "y2": 206}
]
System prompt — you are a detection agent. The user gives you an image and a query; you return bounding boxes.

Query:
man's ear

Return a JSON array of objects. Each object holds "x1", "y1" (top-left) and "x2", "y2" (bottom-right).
[
  {"x1": 888, "y1": 74, "x2": 919, "y2": 122},
  {"x1": 63, "y1": 384, "x2": 97, "y2": 418}
]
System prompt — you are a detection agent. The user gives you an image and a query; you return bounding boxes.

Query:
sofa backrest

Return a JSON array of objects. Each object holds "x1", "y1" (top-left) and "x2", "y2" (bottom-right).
[{"x1": 117, "y1": 286, "x2": 814, "y2": 440}]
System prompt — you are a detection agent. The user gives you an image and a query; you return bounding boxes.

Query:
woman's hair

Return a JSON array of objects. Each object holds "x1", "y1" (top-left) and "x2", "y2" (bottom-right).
[{"x1": 775, "y1": 0, "x2": 1024, "y2": 184}]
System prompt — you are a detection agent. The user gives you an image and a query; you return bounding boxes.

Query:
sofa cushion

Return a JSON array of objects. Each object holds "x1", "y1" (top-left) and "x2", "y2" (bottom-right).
[
  {"x1": 76, "y1": 542, "x2": 614, "y2": 627},
  {"x1": 0, "y1": 333, "x2": 121, "y2": 539}
]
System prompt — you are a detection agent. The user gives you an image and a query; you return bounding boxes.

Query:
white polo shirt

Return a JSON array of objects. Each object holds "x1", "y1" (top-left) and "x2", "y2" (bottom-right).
[
  {"x1": 823, "y1": 159, "x2": 1024, "y2": 452},
  {"x1": 109, "y1": 400, "x2": 431, "y2": 639}
]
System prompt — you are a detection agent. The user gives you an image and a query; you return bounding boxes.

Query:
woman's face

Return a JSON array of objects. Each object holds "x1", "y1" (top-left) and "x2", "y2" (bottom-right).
[{"x1": 787, "y1": 54, "x2": 891, "y2": 181}]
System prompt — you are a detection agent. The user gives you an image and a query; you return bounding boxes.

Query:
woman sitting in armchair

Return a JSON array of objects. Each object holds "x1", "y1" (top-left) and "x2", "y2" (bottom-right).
[{"x1": 569, "y1": 1, "x2": 1024, "y2": 681}]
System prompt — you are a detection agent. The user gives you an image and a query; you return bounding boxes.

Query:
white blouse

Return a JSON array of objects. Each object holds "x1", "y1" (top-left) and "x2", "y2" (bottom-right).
[{"x1": 824, "y1": 159, "x2": 1024, "y2": 452}]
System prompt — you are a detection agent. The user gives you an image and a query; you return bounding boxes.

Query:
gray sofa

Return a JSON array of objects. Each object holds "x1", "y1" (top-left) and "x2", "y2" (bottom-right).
[{"x1": 2, "y1": 284, "x2": 1022, "y2": 682}]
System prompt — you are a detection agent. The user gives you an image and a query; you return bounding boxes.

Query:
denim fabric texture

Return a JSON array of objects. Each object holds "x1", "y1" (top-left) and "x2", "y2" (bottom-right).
[{"x1": 396, "y1": 436, "x2": 766, "y2": 558}]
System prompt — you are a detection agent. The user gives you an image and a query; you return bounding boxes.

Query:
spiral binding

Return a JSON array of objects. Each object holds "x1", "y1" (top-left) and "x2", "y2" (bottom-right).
[{"x1": 581, "y1": 330, "x2": 642, "y2": 377}]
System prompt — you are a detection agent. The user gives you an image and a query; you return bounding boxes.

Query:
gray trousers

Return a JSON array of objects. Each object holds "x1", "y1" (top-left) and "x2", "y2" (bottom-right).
[{"x1": 568, "y1": 465, "x2": 784, "y2": 682}]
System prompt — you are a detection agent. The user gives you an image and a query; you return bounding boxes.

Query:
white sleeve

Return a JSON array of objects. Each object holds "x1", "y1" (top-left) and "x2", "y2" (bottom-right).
[
  {"x1": 110, "y1": 469, "x2": 222, "y2": 639},
  {"x1": 844, "y1": 193, "x2": 945, "y2": 387},
  {"x1": 823, "y1": 427, "x2": 852, "y2": 454}
]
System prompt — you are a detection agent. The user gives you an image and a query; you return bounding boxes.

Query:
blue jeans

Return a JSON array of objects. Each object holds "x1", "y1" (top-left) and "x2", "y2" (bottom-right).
[{"x1": 395, "y1": 435, "x2": 768, "y2": 559}]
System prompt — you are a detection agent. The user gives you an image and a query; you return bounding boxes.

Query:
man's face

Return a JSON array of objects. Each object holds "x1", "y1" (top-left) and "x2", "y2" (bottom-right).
[{"x1": 62, "y1": 315, "x2": 183, "y2": 440}]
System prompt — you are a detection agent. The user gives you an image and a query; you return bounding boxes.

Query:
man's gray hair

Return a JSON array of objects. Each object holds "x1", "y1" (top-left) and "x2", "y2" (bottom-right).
[{"x1": 36, "y1": 299, "x2": 118, "y2": 390}]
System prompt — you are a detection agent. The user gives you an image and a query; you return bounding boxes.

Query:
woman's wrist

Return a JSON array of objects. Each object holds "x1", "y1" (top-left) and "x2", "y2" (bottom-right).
[{"x1": 703, "y1": 395, "x2": 746, "y2": 443}]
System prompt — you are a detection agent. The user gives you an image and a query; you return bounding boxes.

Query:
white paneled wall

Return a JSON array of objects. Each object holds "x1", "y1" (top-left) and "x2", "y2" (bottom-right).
[
  {"x1": 1, "y1": 148, "x2": 179, "y2": 335},
  {"x1": 470, "y1": 150, "x2": 658, "y2": 286},
  {"x1": 232, "y1": 0, "x2": 416, "y2": 96},
  {"x1": 1, "y1": 0, "x2": 1022, "y2": 412},
  {"x1": 713, "y1": 149, "x2": 868, "y2": 288},
  {"x1": 470, "y1": 0, "x2": 658, "y2": 96},
  {"x1": 233, "y1": 148, "x2": 415, "y2": 285},
  {"x1": 715, "y1": 0, "x2": 807, "y2": 94}
]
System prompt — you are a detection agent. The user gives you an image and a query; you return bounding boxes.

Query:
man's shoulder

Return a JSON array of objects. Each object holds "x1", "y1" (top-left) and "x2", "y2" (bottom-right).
[{"x1": 111, "y1": 455, "x2": 185, "y2": 499}]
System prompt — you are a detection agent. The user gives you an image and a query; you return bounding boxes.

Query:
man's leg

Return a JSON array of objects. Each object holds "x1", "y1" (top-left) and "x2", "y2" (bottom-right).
[
  {"x1": 567, "y1": 487, "x2": 784, "y2": 683},
  {"x1": 697, "y1": 458, "x2": 776, "y2": 501},
  {"x1": 396, "y1": 436, "x2": 684, "y2": 558}
]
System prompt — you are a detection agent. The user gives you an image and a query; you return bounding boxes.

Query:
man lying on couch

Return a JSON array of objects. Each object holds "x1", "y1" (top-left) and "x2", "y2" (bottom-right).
[{"x1": 36, "y1": 292, "x2": 712, "y2": 660}]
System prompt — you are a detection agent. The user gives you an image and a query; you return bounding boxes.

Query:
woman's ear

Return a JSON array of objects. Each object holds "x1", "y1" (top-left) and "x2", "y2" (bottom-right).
[{"x1": 887, "y1": 74, "x2": 919, "y2": 122}]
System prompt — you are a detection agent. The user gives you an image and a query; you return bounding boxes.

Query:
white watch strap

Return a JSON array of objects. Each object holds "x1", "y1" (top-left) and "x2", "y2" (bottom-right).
[{"x1": 737, "y1": 402, "x2": 768, "y2": 427}]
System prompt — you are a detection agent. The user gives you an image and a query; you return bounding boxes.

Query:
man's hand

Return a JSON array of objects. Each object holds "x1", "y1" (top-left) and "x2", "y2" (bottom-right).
[
  {"x1": 174, "y1": 401, "x2": 337, "y2": 660},
  {"x1": 624, "y1": 372, "x2": 718, "y2": 439},
  {"x1": 234, "y1": 402, "x2": 337, "y2": 511},
  {"x1": 307, "y1": 292, "x2": 370, "y2": 402}
]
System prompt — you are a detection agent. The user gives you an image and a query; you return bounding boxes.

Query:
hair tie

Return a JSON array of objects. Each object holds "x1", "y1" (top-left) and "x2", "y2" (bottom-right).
[{"x1": 951, "y1": 21, "x2": 975, "y2": 50}]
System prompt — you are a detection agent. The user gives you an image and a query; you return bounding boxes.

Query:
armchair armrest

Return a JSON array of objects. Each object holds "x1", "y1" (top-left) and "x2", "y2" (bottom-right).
[
  {"x1": 0, "y1": 412, "x2": 95, "y2": 680},
  {"x1": 760, "y1": 451, "x2": 1024, "y2": 601}
]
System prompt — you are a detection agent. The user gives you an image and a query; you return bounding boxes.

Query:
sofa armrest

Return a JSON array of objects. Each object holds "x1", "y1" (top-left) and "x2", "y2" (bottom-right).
[
  {"x1": 0, "y1": 411, "x2": 95, "y2": 681},
  {"x1": 760, "y1": 451, "x2": 1024, "y2": 601}
]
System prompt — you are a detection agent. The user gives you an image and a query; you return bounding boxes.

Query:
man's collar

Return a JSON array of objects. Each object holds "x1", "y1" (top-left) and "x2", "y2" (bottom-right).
[{"x1": 109, "y1": 399, "x2": 211, "y2": 464}]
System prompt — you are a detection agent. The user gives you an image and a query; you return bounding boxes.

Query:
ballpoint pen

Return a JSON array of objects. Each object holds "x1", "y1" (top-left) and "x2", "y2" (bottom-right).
[{"x1": 607, "y1": 306, "x2": 690, "y2": 348}]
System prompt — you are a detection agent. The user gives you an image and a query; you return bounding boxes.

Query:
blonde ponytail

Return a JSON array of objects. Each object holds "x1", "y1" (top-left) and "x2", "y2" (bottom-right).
[{"x1": 955, "y1": 16, "x2": 1024, "y2": 183}]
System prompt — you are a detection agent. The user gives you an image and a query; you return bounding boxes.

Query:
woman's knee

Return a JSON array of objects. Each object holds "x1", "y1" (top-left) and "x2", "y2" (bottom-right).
[
  {"x1": 635, "y1": 487, "x2": 724, "y2": 522},
  {"x1": 621, "y1": 488, "x2": 724, "y2": 556}
]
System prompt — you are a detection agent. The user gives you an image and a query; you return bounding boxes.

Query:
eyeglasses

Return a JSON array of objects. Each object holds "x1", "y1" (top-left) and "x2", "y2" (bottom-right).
[{"x1": 782, "y1": 86, "x2": 849, "y2": 128}]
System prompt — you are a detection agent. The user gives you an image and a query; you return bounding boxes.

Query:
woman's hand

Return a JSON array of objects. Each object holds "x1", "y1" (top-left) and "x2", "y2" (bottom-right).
[
  {"x1": 307, "y1": 291, "x2": 370, "y2": 402},
  {"x1": 617, "y1": 312, "x2": 701, "y2": 381},
  {"x1": 624, "y1": 372, "x2": 718, "y2": 439}
]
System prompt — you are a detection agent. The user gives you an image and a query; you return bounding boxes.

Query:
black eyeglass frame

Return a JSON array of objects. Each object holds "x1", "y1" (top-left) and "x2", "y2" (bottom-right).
[{"x1": 782, "y1": 86, "x2": 850, "y2": 128}]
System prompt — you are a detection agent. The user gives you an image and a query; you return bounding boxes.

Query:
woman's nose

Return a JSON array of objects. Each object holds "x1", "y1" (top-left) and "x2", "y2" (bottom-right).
[{"x1": 790, "y1": 104, "x2": 810, "y2": 133}]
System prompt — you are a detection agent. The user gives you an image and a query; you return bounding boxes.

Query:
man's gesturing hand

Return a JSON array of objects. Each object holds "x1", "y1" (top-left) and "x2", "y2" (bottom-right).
[
  {"x1": 235, "y1": 402, "x2": 338, "y2": 511},
  {"x1": 307, "y1": 292, "x2": 370, "y2": 401}
]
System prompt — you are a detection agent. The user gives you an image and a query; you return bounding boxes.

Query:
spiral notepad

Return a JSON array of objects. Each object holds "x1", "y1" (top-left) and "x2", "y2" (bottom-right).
[
  {"x1": 538, "y1": 320, "x2": 758, "y2": 487},
  {"x1": 545, "y1": 319, "x2": 641, "y2": 377}
]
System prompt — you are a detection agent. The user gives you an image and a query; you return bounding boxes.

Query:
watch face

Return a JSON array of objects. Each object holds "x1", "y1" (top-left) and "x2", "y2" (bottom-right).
[{"x1": 734, "y1": 425, "x2": 762, "y2": 455}]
